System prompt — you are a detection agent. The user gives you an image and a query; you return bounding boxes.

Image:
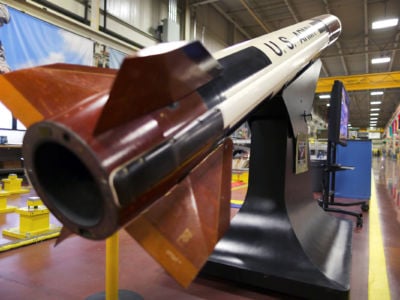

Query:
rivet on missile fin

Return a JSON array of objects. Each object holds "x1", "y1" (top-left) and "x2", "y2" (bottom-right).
[
  {"x1": 168, "y1": 102, "x2": 179, "y2": 110},
  {"x1": 62, "y1": 133, "x2": 70, "y2": 142},
  {"x1": 79, "y1": 228, "x2": 92, "y2": 239}
]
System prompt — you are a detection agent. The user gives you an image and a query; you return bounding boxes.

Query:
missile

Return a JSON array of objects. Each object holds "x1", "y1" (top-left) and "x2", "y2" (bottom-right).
[{"x1": 0, "y1": 14, "x2": 341, "y2": 286}]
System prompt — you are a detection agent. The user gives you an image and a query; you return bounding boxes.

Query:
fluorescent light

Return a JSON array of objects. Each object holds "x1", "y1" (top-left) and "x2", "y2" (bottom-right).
[
  {"x1": 371, "y1": 91, "x2": 384, "y2": 96},
  {"x1": 370, "y1": 108, "x2": 380, "y2": 111},
  {"x1": 371, "y1": 57, "x2": 391, "y2": 64},
  {"x1": 319, "y1": 94, "x2": 330, "y2": 99},
  {"x1": 370, "y1": 101, "x2": 382, "y2": 105},
  {"x1": 370, "y1": 113, "x2": 379, "y2": 116},
  {"x1": 372, "y1": 18, "x2": 399, "y2": 29},
  {"x1": 370, "y1": 117, "x2": 378, "y2": 120}
]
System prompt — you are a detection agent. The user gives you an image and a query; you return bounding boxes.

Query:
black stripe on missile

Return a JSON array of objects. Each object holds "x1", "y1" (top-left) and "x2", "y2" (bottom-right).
[
  {"x1": 197, "y1": 46, "x2": 272, "y2": 109},
  {"x1": 113, "y1": 108, "x2": 225, "y2": 207},
  {"x1": 182, "y1": 41, "x2": 222, "y2": 78}
]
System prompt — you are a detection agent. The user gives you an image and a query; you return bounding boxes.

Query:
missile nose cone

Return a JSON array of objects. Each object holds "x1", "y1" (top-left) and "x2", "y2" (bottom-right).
[{"x1": 313, "y1": 14, "x2": 342, "y2": 45}]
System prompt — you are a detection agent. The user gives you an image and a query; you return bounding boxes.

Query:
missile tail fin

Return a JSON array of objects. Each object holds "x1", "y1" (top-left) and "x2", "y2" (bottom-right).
[
  {"x1": 94, "y1": 41, "x2": 222, "y2": 135},
  {"x1": 125, "y1": 139, "x2": 232, "y2": 287},
  {"x1": 0, "y1": 64, "x2": 116, "y2": 126}
]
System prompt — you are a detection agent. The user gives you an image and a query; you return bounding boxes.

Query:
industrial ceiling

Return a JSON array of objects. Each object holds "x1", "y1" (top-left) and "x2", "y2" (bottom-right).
[{"x1": 190, "y1": 0, "x2": 400, "y2": 131}]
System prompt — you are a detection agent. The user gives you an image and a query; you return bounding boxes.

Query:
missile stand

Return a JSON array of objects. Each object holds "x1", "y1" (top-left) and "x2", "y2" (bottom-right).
[{"x1": 202, "y1": 60, "x2": 353, "y2": 299}]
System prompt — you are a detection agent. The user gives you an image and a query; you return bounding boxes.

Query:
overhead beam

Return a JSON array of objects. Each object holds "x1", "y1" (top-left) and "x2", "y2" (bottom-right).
[
  {"x1": 389, "y1": 32, "x2": 400, "y2": 72},
  {"x1": 191, "y1": 0, "x2": 220, "y2": 6},
  {"x1": 321, "y1": 0, "x2": 349, "y2": 75},
  {"x1": 363, "y1": 0, "x2": 369, "y2": 74},
  {"x1": 316, "y1": 71, "x2": 400, "y2": 93},
  {"x1": 210, "y1": 3, "x2": 252, "y2": 39},
  {"x1": 321, "y1": 46, "x2": 400, "y2": 58},
  {"x1": 239, "y1": 0, "x2": 271, "y2": 33}
]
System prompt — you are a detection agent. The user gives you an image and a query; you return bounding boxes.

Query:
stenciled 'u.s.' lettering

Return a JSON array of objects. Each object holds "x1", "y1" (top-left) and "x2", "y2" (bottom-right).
[{"x1": 264, "y1": 40, "x2": 284, "y2": 56}]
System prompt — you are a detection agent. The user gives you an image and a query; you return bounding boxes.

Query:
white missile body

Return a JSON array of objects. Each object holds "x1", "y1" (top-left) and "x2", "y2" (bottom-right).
[
  {"x1": 15, "y1": 14, "x2": 342, "y2": 241},
  {"x1": 213, "y1": 14, "x2": 340, "y2": 128}
]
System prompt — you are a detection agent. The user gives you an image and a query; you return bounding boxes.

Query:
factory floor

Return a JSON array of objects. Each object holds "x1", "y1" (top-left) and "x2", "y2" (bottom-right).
[{"x1": 0, "y1": 157, "x2": 399, "y2": 299}]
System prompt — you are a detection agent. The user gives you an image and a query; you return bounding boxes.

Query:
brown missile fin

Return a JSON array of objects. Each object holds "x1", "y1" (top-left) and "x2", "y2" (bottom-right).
[
  {"x1": 0, "y1": 64, "x2": 117, "y2": 126},
  {"x1": 54, "y1": 226, "x2": 74, "y2": 247},
  {"x1": 124, "y1": 139, "x2": 232, "y2": 287},
  {"x1": 94, "y1": 41, "x2": 222, "y2": 135}
]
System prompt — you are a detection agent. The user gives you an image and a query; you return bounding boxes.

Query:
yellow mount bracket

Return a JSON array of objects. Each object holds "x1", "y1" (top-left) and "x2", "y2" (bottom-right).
[
  {"x1": 2, "y1": 196, "x2": 61, "y2": 239},
  {"x1": 0, "y1": 189, "x2": 17, "y2": 213},
  {"x1": 2, "y1": 174, "x2": 30, "y2": 195}
]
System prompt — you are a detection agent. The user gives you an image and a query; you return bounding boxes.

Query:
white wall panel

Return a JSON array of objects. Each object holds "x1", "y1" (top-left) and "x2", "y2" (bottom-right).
[
  {"x1": 44, "y1": 0, "x2": 86, "y2": 17},
  {"x1": 103, "y1": 0, "x2": 168, "y2": 37},
  {"x1": 0, "y1": 129, "x2": 25, "y2": 144},
  {"x1": 192, "y1": 4, "x2": 247, "y2": 54},
  {"x1": 99, "y1": 13, "x2": 157, "y2": 47}
]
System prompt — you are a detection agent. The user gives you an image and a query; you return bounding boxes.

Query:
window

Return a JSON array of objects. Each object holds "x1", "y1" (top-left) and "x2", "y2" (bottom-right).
[
  {"x1": 0, "y1": 102, "x2": 25, "y2": 130},
  {"x1": 0, "y1": 102, "x2": 12, "y2": 129}
]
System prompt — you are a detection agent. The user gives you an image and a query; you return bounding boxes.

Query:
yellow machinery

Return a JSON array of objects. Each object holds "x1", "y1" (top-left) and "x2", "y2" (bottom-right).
[
  {"x1": 2, "y1": 196, "x2": 61, "y2": 239},
  {"x1": 232, "y1": 170, "x2": 249, "y2": 183},
  {"x1": 0, "y1": 188, "x2": 16, "y2": 213},
  {"x1": 2, "y1": 174, "x2": 30, "y2": 194}
]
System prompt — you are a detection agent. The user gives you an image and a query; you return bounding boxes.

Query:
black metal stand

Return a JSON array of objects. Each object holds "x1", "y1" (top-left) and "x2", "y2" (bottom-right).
[{"x1": 201, "y1": 61, "x2": 353, "y2": 299}]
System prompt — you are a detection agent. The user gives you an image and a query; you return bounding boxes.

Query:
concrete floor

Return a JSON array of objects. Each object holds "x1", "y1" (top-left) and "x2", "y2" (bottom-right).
[{"x1": 0, "y1": 157, "x2": 399, "y2": 299}]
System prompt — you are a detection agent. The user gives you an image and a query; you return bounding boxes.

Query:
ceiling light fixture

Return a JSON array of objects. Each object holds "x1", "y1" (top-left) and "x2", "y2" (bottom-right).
[
  {"x1": 370, "y1": 108, "x2": 380, "y2": 111},
  {"x1": 319, "y1": 94, "x2": 330, "y2": 99},
  {"x1": 370, "y1": 117, "x2": 378, "y2": 120},
  {"x1": 370, "y1": 101, "x2": 382, "y2": 105},
  {"x1": 370, "y1": 113, "x2": 379, "y2": 116},
  {"x1": 372, "y1": 18, "x2": 399, "y2": 29},
  {"x1": 371, "y1": 57, "x2": 391, "y2": 64},
  {"x1": 370, "y1": 91, "x2": 384, "y2": 96}
]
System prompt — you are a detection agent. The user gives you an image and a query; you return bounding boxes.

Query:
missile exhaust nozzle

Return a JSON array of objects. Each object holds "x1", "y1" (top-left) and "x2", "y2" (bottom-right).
[{"x1": 23, "y1": 121, "x2": 117, "y2": 240}]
